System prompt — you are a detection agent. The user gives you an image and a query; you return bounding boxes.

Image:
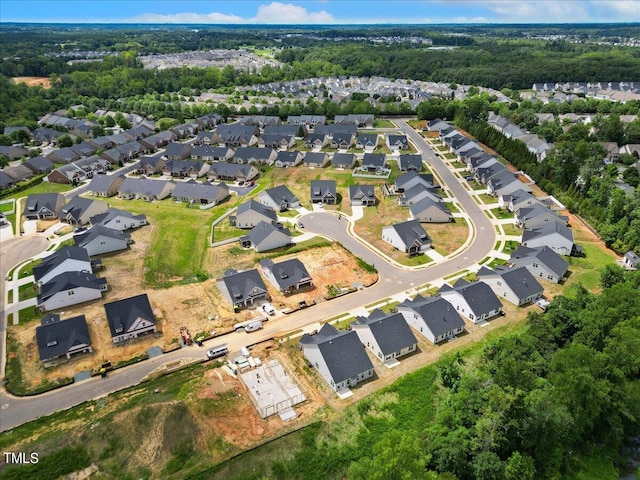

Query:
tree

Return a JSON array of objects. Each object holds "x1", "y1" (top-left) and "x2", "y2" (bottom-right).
[
  {"x1": 505, "y1": 452, "x2": 535, "y2": 480},
  {"x1": 0, "y1": 134, "x2": 12, "y2": 146},
  {"x1": 600, "y1": 264, "x2": 626, "y2": 289},
  {"x1": 472, "y1": 452, "x2": 505, "y2": 480},
  {"x1": 57, "y1": 134, "x2": 73, "y2": 148}
]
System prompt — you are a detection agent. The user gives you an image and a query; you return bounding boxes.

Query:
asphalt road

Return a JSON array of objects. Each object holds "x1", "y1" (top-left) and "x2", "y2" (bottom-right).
[{"x1": 0, "y1": 121, "x2": 497, "y2": 432}]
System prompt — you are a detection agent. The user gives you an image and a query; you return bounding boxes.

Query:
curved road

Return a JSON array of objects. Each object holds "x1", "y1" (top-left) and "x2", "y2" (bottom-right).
[{"x1": 0, "y1": 121, "x2": 496, "y2": 432}]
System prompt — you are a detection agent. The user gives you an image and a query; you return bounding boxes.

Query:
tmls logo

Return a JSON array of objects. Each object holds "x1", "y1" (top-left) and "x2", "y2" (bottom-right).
[{"x1": 3, "y1": 452, "x2": 39, "y2": 464}]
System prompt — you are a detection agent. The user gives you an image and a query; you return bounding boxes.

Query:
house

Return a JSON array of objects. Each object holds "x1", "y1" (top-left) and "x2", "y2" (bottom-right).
[
  {"x1": 136, "y1": 155, "x2": 166, "y2": 175},
  {"x1": 162, "y1": 142, "x2": 193, "y2": 161},
  {"x1": 356, "y1": 133, "x2": 378, "y2": 151},
  {"x1": 398, "y1": 183, "x2": 442, "y2": 206},
  {"x1": 427, "y1": 118, "x2": 451, "y2": 132},
  {"x1": 386, "y1": 134, "x2": 409, "y2": 151},
  {"x1": 275, "y1": 150, "x2": 303, "y2": 168},
  {"x1": 195, "y1": 113, "x2": 223, "y2": 130},
  {"x1": 37, "y1": 272, "x2": 107, "y2": 312},
  {"x1": 171, "y1": 181, "x2": 229, "y2": 205},
  {"x1": 24, "y1": 193, "x2": 65, "y2": 220},
  {"x1": 514, "y1": 204, "x2": 568, "y2": 229},
  {"x1": 361, "y1": 153, "x2": 387, "y2": 173},
  {"x1": 286, "y1": 115, "x2": 325, "y2": 127},
  {"x1": 191, "y1": 145, "x2": 234, "y2": 162},
  {"x1": 208, "y1": 162, "x2": 258, "y2": 183},
  {"x1": 477, "y1": 266, "x2": 544, "y2": 306},
  {"x1": 305, "y1": 133, "x2": 329, "y2": 149},
  {"x1": 258, "y1": 133, "x2": 295, "y2": 150},
  {"x1": 397, "y1": 295, "x2": 465, "y2": 344},
  {"x1": 299, "y1": 324, "x2": 374, "y2": 393},
  {"x1": 24, "y1": 156, "x2": 54, "y2": 174},
  {"x1": 310, "y1": 180, "x2": 337, "y2": 204},
  {"x1": 382, "y1": 220, "x2": 432, "y2": 256},
  {"x1": 331, "y1": 132, "x2": 355, "y2": 149},
  {"x1": 214, "y1": 124, "x2": 259, "y2": 147},
  {"x1": 217, "y1": 269, "x2": 269, "y2": 309},
  {"x1": 304, "y1": 152, "x2": 330, "y2": 168},
  {"x1": 258, "y1": 185, "x2": 301, "y2": 212},
  {"x1": 139, "y1": 131, "x2": 176, "y2": 150},
  {"x1": 47, "y1": 147, "x2": 81, "y2": 164},
  {"x1": 90, "y1": 208, "x2": 147, "y2": 231},
  {"x1": 264, "y1": 124, "x2": 307, "y2": 138},
  {"x1": 87, "y1": 174, "x2": 125, "y2": 197},
  {"x1": 438, "y1": 279, "x2": 503, "y2": 323},
  {"x1": 332, "y1": 153, "x2": 356, "y2": 170},
  {"x1": 33, "y1": 127, "x2": 63, "y2": 146},
  {"x1": 58, "y1": 196, "x2": 109, "y2": 225},
  {"x1": 104, "y1": 293, "x2": 157, "y2": 344},
  {"x1": 0, "y1": 145, "x2": 29, "y2": 160},
  {"x1": 36, "y1": 314, "x2": 92, "y2": 364},
  {"x1": 240, "y1": 221, "x2": 292, "y2": 252},
  {"x1": 161, "y1": 160, "x2": 209, "y2": 178},
  {"x1": 193, "y1": 131, "x2": 218, "y2": 146},
  {"x1": 487, "y1": 171, "x2": 530, "y2": 197},
  {"x1": 71, "y1": 141, "x2": 97, "y2": 158},
  {"x1": 623, "y1": 251, "x2": 640, "y2": 270},
  {"x1": 521, "y1": 222, "x2": 575, "y2": 256},
  {"x1": 467, "y1": 153, "x2": 498, "y2": 172},
  {"x1": 233, "y1": 147, "x2": 277, "y2": 165},
  {"x1": 398, "y1": 154, "x2": 423, "y2": 172},
  {"x1": 0, "y1": 171, "x2": 16, "y2": 190},
  {"x1": 334, "y1": 114, "x2": 375, "y2": 128},
  {"x1": 89, "y1": 136, "x2": 115, "y2": 151},
  {"x1": 240, "y1": 115, "x2": 281, "y2": 128},
  {"x1": 409, "y1": 198, "x2": 452, "y2": 223},
  {"x1": 259, "y1": 258, "x2": 313, "y2": 294},
  {"x1": 395, "y1": 171, "x2": 436, "y2": 193},
  {"x1": 74, "y1": 225, "x2": 131, "y2": 256},
  {"x1": 499, "y1": 189, "x2": 542, "y2": 212},
  {"x1": 117, "y1": 177, "x2": 176, "y2": 201},
  {"x1": 350, "y1": 309, "x2": 417, "y2": 364},
  {"x1": 47, "y1": 156, "x2": 110, "y2": 185},
  {"x1": 509, "y1": 245, "x2": 569, "y2": 283},
  {"x1": 476, "y1": 162, "x2": 508, "y2": 184},
  {"x1": 230, "y1": 199, "x2": 277, "y2": 229},
  {"x1": 348, "y1": 184, "x2": 376, "y2": 206},
  {"x1": 170, "y1": 123, "x2": 199, "y2": 139},
  {"x1": 33, "y1": 246, "x2": 93, "y2": 287},
  {"x1": 2, "y1": 164, "x2": 33, "y2": 183}
]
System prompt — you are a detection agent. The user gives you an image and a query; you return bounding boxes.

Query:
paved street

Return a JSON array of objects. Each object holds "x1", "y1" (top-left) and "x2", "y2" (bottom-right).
[{"x1": 0, "y1": 121, "x2": 497, "y2": 432}]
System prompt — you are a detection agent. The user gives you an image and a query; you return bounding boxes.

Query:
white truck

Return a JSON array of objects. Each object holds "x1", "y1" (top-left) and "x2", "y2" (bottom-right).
[
  {"x1": 244, "y1": 320, "x2": 264, "y2": 333},
  {"x1": 261, "y1": 302, "x2": 276, "y2": 315}
]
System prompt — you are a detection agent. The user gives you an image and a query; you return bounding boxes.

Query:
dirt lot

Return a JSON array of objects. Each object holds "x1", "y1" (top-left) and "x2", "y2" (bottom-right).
[{"x1": 12, "y1": 76, "x2": 53, "y2": 89}]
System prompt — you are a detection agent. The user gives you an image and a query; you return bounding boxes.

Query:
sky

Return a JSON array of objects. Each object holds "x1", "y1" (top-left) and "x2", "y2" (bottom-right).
[{"x1": 1, "y1": 1, "x2": 639, "y2": 24}]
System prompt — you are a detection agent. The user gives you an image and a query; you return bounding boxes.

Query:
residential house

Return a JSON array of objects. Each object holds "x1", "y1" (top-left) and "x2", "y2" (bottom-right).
[
  {"x1": 509, "y1": 245, "x2": 569, "y2": 283},
  {"x1": 356, "y1": 133, "x2": 378, "y2": 151},
  {"x1": 214, "y1": 124, "x2": 259, "y2": 147},
  {"x1": 58, "y1": 196, "x2": 109, "y2": 225},
  {"x1": 361, "y1": 153, "x2": 388, "y2": 173},
  {"x1": 398, "y1": 183, "x2": 442, "y2": 206},
  {"x1": 139, "y1": 131, "x2": 177, "y2": 150},
  {"x1": 207, "y1": 162, "x2": 258, "y2": 183},
  {"x1": 171, "y1": 181, "x2": 229, "y2": 205},
  {"x1": 398, "y1": 154, "x2": 423, "y2": 172},
  {"x1": 476, "y1": 162, "x2": 508, "y2": 184},
  {"x1": 305, "y1": 133, "x2": 329, "y2": 149},
  {"x1": 409, "y1": 198, "x2": 452, "y2": 223},
  {"x1": 36, "y1": 313, "x2": 92, "y2": 365},
  {"x1": 193, "y1": 131, "x2": 217, "y2": 146},
  {"x1": 191, "y1": 145, "x2": 234, "y2": 162},
  {"x1": 33, "y1": 246, "x2": 93, "y2": 287},
  {"x1": 397, "y1": 295, "x2": 465, "y2": 344},
  {"x1": 0, "y1": 171, "x2": 16, "y2": 190},
  {"x1": 332, "y1": 153, "x2": 356, "y2": 170},
  {"x1": 90, "y1": 208, "x2": 147, "y2": 231},
  {"x1": 275, "y1": 150, "x2": 303, "y2": 168},
  {"x1": 71, "y1": 141, "x2": 97, "y2": 158},
  {"x1": 24, "y1": 156, "x2": 54, "y2": 174},
  {"x1": 438, "y1": 279, "x2": 503, "y2": 323},
  {"x1": 386, "y1": 134, "x2": 409, "y2": 151},
  {"x1": 74, "y1": 225, "x2": 131, "y2": 256},
  {"x1": 258, "y1": 185, "x2": 301, "y2": 211},
  {"x1": 195, "y1": 113, "x2": 223, "y2": 130},
  {"x1": 348, "y1": 184, "x2": 376, "y2": 206},
  {"x1": 331, "y1": 132, "x2": 355, "y2": 150},
  {"x1": 259, "y1": 258, "x2": 313, "y2": 294},
  {"x1": 37, "y1": 272, "x2": 107, "y2": 312},
  {"x1": 24, "y1": 193, "x2": 65, "y2": 220},
  {"x1": 33, "y1": 127, "x2": 63, "y2": 146},
  {"x1": 382, "y1": 220, "x2": 432, "y2": 256},
  {"x1": 161, "y1": 160, "x2": 209, "y2": 178},
  {"x1": 233, "y1": 147, "x2": 277, "y2": 166},
  {"x1": 2, "y1": 164, "x2": 33, "y2": 183},
  {"x1": 163, "y1": 142, "x2": 194, "y2": 161},
  {"x1": 47, "y1": 156, "x2": 109, "y2": 185},
  {"x1": 499, "y1": 188, "x2": 543, "y2": 212},
  {"x1": 89, "y1": 136, "x2": 115, "y2": 151},
  {"x1": 117, "y1": 177, "x2": 176, "y2": 201},
  {"x1": 230, "y1": 199, "x2": 277, "y2": 229},
  {"x1": 487, "y1": 171, "x2": 530, "y2": 197},
  {"x1": 310, "y1": 180, "x2": 337, "y2": 204},
  {"x1": 104, "y1": 293, "x2": 157, "y2": 344},
  {"x1": 0, "y1": 145, "x2": 29, "y2": 161},
  {"x1": 334, "y1": 114, "x2": 375, "y2": 128},
  {"x1": 426, "y1": 118, "x2": 451, "y2": 132},
  {"x1": 87, "y1": 174, "x2": 125, "y2": 197},
  {"x1": 258, "y1": 133, "x2": 295, "y2": 150},
  {"x1": 240, "y1": 221, "x2": 292, "y2": 252},
  {"x1": 47, "y1": 147, "x2": 81, "y2": 164},
  {"x1": 477, "y1": 266, "x2": 544, "y2": 306},
  {"x1": 351, "y1": 309, "x2": 418, "y2": 364},
  {"x1": 304, "y1": 152, "x2": 330, "y2": 168},
  {"x1": 623, "y1": 251, "x2": 640, "y2": 270},
  {"x1": 299, "y1": 324, "x2": 374, "y2": 393},
  {"x1": 217, "y1": 269, "x2": 269, "y2": 309},
  {"x1": 521, "y1": 222, "x2": 575, "y2": 256},
  {"x1": 170, "y1": 123, "x2": 199, "y2": 139},
  {"x1": 467, "y1": 153, "x2": 498, "y2": 172},
  {"x1": 286, "y1": 115, "x2": 326, "y2": 127},
  {"x1": 515, "y1": 204, "x2": 568, "y2": 229},
  {"x1": 240, "y1": 115, "x2": 281, "y2": 128},
  {"x1": 395, "y1": 171, "x2": 436, "y2": 193},
  {"x1": 264, "y1": 124, "x2": 306, "y2": 138},
  {"x1": 136, "y1": 155, "x2": 166, "y2": 175}
]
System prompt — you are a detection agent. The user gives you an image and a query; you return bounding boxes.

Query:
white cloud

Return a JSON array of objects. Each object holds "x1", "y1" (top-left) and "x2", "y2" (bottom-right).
[
  {"x1": 482, "y1": 1, "x2": 591, "y2": 23},
  {"x1": 591, "y1": 0, "x2": 640, "y2": 19},
  {"x1": 253, "y1": 2, "x2": 335, "y2": 23},
  {"x1": 452, "y1": 16, "x2": 489, "y2": 23},
  {"x1": 130, "y1": 12, "x2": 244, "y2": 24}
]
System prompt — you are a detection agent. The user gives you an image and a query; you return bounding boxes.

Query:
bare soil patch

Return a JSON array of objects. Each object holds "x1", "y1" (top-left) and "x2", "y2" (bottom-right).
[{"x1": 12, "y1": 76, "x2": 53, "y2": 89}]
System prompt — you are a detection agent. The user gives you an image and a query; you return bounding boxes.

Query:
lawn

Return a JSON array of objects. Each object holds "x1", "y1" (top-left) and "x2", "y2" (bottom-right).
[
  {"x1": 0, "y1": 199, "x2": 15, "y2": 213},
  {"x1": 212, "y1": 220, "x2": 247, "y2": 242},
  {"x1": 3, "y1": 180, "x2": 74, "y2": 201},
  {"x1": 18, "y1": 282, "x2": 38, "y2": 302},
  {"x1": 426, "y1": 220, "x2": 469, "y2": 255},
  {"x1": 500, "y1": 223, "x2": 520, "y2": 236},
  {"x1": 490, "y1": 207, "x2": 514, "y2": 219},
  {"x1": 562, "y1": 242, "x2": 618, "y2": 295},
  {"x1": 374, "y1": 118, "x2": 396, "y2": 128}
]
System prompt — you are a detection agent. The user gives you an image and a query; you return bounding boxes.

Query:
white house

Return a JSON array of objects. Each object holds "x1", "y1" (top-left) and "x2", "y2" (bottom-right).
[
  {"x1": 33, "y1": 246, "x2": 93, "y2": 287},
  {"x1": 397, "y1": 295, "x2": 465, "y2": 344},
  {"x1": 37, "y1": 272, "x2": 107, "y2": 312},
  {"x1": 509, "y1": 245, "x2": 570, "y2": 283},
  {"x1": 382, "y1": 220, "x2": 432, "y2": 256},
  {"x1": 438, "y1": 279, "x2": 503, "y2": 323},
  {"x1": 477, "y1": 266, "x2": 544, "y2": 307},
  {"x1": 350, "y1": 309, "x2": 417, "y2": 364},
  {"x1": 104, "y1": 294, "x2": 157, "y2": 344},
  {"x1": 74, "y1": 225, "x2": 131, "y2": 256}
]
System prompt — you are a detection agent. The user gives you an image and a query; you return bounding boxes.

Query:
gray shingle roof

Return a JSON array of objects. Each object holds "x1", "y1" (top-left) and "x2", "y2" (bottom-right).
[
  {"x1": 388, "y1": 220, "x2": 431, "y2": 247},
  {"x1": 478, "y1": 266, "x2": 544, "y2": 300},
  {"x1": 509, "y1": 245, "x2": 570, "y2": 278},
  {"x1": 362, "y1": 153, "x2": 386, "y2": 168},
  {"x1": 299, "y1": 324, "x2": 374, "y2": 385},
  {"x1": 310, "y1": 180, "x2": 336, "y2": 199},
  {"x1": 332, "y1": 153, "x2": 356, "y2": 167},
  {"x1": 33, "y1": 246, "x2": 91, "y2": 284},
  {"x1": 220, "y1": 269, "x2": 268, "y2": 304},
  {"x1": 399, "y1": 295, "x2": 465, "y2": 338},
  {"x1": 237, "y1": 199, "x2": 277, "y2": 223},
  {"x1": 262, "y1": 185, "x2": 299, "y2": 205},
  {"x1": 171, "y1": 181, "x2": 228, "y2": 202},
  {"x1": 352, "y1": 310, "x2": 417, "y2": 356},
  {"x1": 37, "y1": 271, "x2": 106, "y2": 303},
  {"x1": 87, "y1": 174, "x2": 124, "y2": 193},
  {"x1": 104, "y1": 293, "x2": 155, "y2": 338},
  {"x1": 438, "y1": 279, "x2": 503, "y2": 317},
  {"x1": 304, "y1": 152, "x2": 328, "y2": 165},
  {"x1": 259, "y1": 258, "x2": 311, "y2": 291},
  {"x1": 522, "y1": 221, "x2": 574, "y2": 243},
  {"x1": 74, "y1": 224, "x2": 130, "y2": 248},
  {"x1": 36, "y1": 314, "x2": 91, "y2": 362},
  {"x1": 409, "y1": 197, "x2": 450, "y2": 216},
  {"x1": 348, "y1": 184, "x2": 375, "y2": 201},
  {"x1": 398, "y1": 154, "x2": 423, "y2": 171},
  {"x1": 58, "y1": 196, "x2": 107, "y2": 223},
  {"x1": 119, "y1": 177, "x2": 175, "y2": 196}
]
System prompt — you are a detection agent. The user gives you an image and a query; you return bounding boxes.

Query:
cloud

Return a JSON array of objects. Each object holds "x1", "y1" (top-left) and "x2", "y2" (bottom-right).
[
  {"x1": 452, "y1": 16, "x2": 489, "y2": 23},
  {"x1": 481, "y1": 1, "x2": 591, "y2": 23},
  {"x1": 253, "y1": 2, "x2": 335, "y2": 23},
  {"x1": 130, "y1": 12, "x2": 244, "y2": 24},
  {"x1": 591, "y1": 0, "x2": 640, "y2": 19}
]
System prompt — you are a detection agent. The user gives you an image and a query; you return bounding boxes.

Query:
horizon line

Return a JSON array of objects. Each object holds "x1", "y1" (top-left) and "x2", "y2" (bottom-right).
[{"x1": 2, "y1": 21, "x2": 639, "y2": 26}]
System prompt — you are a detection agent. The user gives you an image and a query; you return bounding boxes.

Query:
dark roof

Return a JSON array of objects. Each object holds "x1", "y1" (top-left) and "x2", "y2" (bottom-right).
[
  {"x1": 509, "y1": 245, "x2": 569, "y2": 278},
  {"x1": 208, "y1": 162, "x2": 254, "y2": 178},
  {"x1": 259, "y1": 258, "x2": 311, "y2": 291},
  {"x1": 332, "y1": 153, "x2": 356, "y2": 167},
  {"x1": 24, "y1": 156, "x2": 54, "y2": 173},
  {"x1": 396, "y1": 171, "x2": 435, "y2": 188},
  {"x1": 36, "y1": 314, "x2": 91, "y2": 362},
  {"x1": 362, "y1": 153, "x2": 386, "y2": 167},
  {"x1": 220, "y1": 269, "x2": 268, "y2": 304},
  {"x1": 276, "y1": 150, "x2": 302, "y2": 163},
  {"x1": 388, "y1": 220, "x2": 431, "y2": 247},
  {"x1": 104, "y1": 293, "x2": 155, "y2": 338},
  {"x1": 119, "y1": 177, "x2": 175, "y2": 196},
  {"x1": 357, "y1": 133, "x2": 378, "y2": 145},
  {"x1": 263, "y1": 125, "x2": 301, "y2": 136},
  {"x1": 172, "y1": 181, "x2": 228, "y2": 202},
  {"x1": 387, "y1": 134, "x2": 408, "y2": 146},
  {"x1": 74, "y1": 224, "x2": 130, "y2": 248},
  {"x1": 245, "y1": 221, "x2": 291, "y2": 247},
  {"x1": 478, "y1": 266, "x2": 544, "y2": 300},
  {"x1": 349, "y1": 184, "x2": 375, "y2": 200},
  {"x1": 87, "y1": 174, "x2": 125, "y2": 193},
  {"x1": 164, "y1": 142, "x2": 193, "y2": 158},
  {"x1": 310, "y1": 179, "x2": 336, "y2": 198},
  {"x1": 262, "y1": 185, "x2": 299, "y2": 205},
  {"x1": 24, "y1": 193, "x2": 65, "y2": 216},
  {"x1": 409, "y1": 197, "x2": 449, "y2": 216},
  {"x1": 438, "y1": 279, "x2": 502, "y2": 317},
  {"x1": 352, "y1": 310, "x2": 417, "y2": 356},
  {"x1": 234, "y1": 146, "x2": 275, "y2": 161},
  {"x1": 58, "y1": 196, "x2": 107, "y2": 223},
  {"x1": 237, "y1": 199, "x2": 277, "y2": 223},
  {"x1": 89, "y1": 207, "x2": 146, "y2": 227},
  {"x1": 304, "y1": 152, "x2": 328, "y2": 165},
  {"x1": 399, "y1": 295, "x2": 465, "y2": 337},
  {"x1": 522, "y1": 222, "x2": 574, "y2": 243},
  {"x1": 299, "y1": 324, "x2": 374, "y2": 385},
  {"x1": 38, "y1": 271, "x2": 106, "y2": 303},
  {"x1": 33, "y1": 246, "x2": 91, "y2": 283},
  {"x1": 398, "y1": 154, "x2": 423, "y2": 170},
  {"x1": 315, "y1": 124, "x2": 357, "y2": 136}
]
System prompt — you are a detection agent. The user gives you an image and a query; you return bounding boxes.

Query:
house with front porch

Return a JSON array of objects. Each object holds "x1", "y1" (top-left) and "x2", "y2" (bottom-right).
[
  {"x1": 36, "y1": 313, "x2": 92, "y2": 365},
  {"x1": 104, "y1": 293, "x2": 157, "y2": 344},
  {"x1": 207, "y1": 162, "x2": 258, "y2": 183},
  {"x1": 24, "y1": 193, "x2": 65, "y2": 220},
  {"x1": 258, "y1": 185, "x2": 301, "y2": 212},
  {"x1": 382, "y1": 220, "x2": 431, "y2": 256},
  {"x1": 397, "y1": 295, "x2": 465, "y2": 344},
  {"x1": 438, "y1": 279, "x2": 503, "y2": 323},
  {"x1": 477, "y1": 266, "x2": 544, "y2": 306},
  {"x1": 351, "y1": 309, "x2": 417, "y2": 364},
  {"x1": 217, "y1": 269, "x2": 269, "y2": 310},
  {"x1": 349, "y1": 184, "x2": 376, "y2": 206},
  {"x1": 310, "y1": 180, "x2": 337, "y2": 204},
  {"x1": 259, "y1": 258, "x2": 313, "y2": 294},
  {"x1": 58, "y1": 196, "x2": 109, "y2": 225}
]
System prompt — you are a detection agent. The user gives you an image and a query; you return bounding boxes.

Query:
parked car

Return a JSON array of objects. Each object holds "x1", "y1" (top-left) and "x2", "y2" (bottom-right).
[
  {"x1": 261, "y1": 302, "x2": 275, "y2": 315},
  {"x1": 244, "y1": 320, "x2": 263, "y2": 332},
  {"x1": 206, "y1": 344, "x2": 228, "y2": 359},
  {"x1": 73, "y1": 226, "x2": 88, "y2": 234},
  {"x1": 299, "y1": 222, "x2": 304, "y2": 228}
]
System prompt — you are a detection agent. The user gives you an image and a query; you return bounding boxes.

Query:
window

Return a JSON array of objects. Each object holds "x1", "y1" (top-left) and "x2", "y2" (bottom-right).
[
  {"x1": 497, "y1": 280, "x2": 502, "y2": 286},
  {"x1": 68, "y1": 290, "x2": 74, "y2": 295}
]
